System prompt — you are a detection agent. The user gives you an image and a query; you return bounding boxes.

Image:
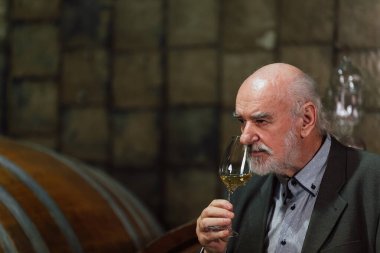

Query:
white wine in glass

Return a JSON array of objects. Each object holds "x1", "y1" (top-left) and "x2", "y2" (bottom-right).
[
  {"x1": 220, "y1": 135, "x2": 252, "y2": 202},
  {"x1": 208, "y1": 135, "x2": 253, "y2": 236}
]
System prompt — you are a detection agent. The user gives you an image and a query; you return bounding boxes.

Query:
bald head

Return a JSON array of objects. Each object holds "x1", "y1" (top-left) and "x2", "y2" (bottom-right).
[
  {"x1": 239, "y1": 63, "x2": 304, "y2": 97},
  {"x1": 251, "y1": 63, "x2": 303, "y2": 80},
  {"x1": 237, "y1": 63, "x2": 328, "y2": 135}
]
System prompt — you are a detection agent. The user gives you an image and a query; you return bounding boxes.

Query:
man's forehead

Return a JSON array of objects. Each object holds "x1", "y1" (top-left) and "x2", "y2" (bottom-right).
[
  {"x1": 236, "y1": 84, "x2": 288, "y2": 117},
  {"x1": 250, "y1": 78, "x2": 269, "y2": 92},
  {"x1": 239, "y1": 77, "x2": 279, "y2": 102},
  {"x1": 235, "y1": 96, "x2": 275, "y2": 116}
]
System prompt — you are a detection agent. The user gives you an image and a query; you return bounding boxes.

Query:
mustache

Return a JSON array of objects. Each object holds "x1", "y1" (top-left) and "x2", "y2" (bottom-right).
[{"x1": 247, "y1": 143, "x2": 273, "y2": 155}]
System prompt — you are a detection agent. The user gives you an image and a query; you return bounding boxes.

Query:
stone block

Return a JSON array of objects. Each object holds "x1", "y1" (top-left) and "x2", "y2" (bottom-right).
[
  {"x1": 113, "y1": 51, "x2": 161, "y2": 108},
  {"x1": 8, "y1": 80, "x2": 58, "y2": 135},
  {"x1": 355, "y1": 113, "x2": 380, "y2": 154},
  {"x1": 62, "y1": 1, "x2": 109, "y2": 47},
  {"x1": 222, "y1": 51, "x2": 274, "y2": 107},
  {"x1": 169, "y1": 49, "x2": 217, "y2": 105},
  {"x1": 11, "y1": 24, "x2": 59, "y2": 77},
  {"x1": 114, "y1": 0, "x2": 162, "y2": 50},
  {"x1": 62, "y1": 49, "x2": 108, "y2": 106},
  {"x1": 165, "y1": 168, "x2": 218, "y2": 227},
  {"x1": 168, "y1": 0, "x2": 218, "y2": 46},
  {"x1": 11, "y1": 0, "x2": 60, "y2": 20},
  {"x1": 61, "y1": 107, "x2": 109, "y2": 163},
  {"x1": 338, "y1": 0, "x2": 380, "y2": 48},
  {"x1": 167, "y1": 108, "x2": 217, "y2": 165},
  {"x1": 280, "y1": 45, "x2": 333, "y2": 97},
  {"x1": 337, "y1": 51, "x2": 380, "y2": 110},
  {"x1": 112, "y1": 112, "x2": 159, "y2": 167},
  {"x1": 223, "y1": 0, "x2": 276, "y2": 50},
  {"x1": 280, "y1": 0, "x2": 334, "y2": 43}
]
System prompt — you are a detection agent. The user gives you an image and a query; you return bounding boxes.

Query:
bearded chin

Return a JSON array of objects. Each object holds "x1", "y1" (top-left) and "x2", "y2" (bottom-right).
[
  {"x1": 248, "y1": 126, "x2": 300, "y2": 176},
  {"x1": 249, "y1": 156, "x2": 284, "y2": 176}
]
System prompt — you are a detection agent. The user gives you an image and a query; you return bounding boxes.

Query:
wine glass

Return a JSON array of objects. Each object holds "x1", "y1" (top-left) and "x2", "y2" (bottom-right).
[
  {"x1": 220, "y1": 135, "x2": 252, "y2": 202},
  {"x1": 208, "y1": 135, "x2": 253, "y2": 236}
]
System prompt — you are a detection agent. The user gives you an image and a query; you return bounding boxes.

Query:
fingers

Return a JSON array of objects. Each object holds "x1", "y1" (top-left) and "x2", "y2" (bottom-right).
[
  {"x1": 195, "y1": 199, "x2": 235, "y2": 252},
  {"x1": 201, "y1": 206, "x2": 234, "y2": 219},
  {"x1": 198, "y1": 226, "x2": 230, "y2": 245},
  {"x1": 198, "y1": 201, "x2": 234, "y2": 232},
  {"x1": 196, "y1": 218, "x2": 229, "y2": 252},
  {"x1": 199, "y1": 217, "x2": 231, "y2": 232},
  {"x1": 209, "y1": 199, "x2": 234, "y2": 211},
  {"x1": 200, "y1": 200, "x2": 234, "y2": 221}
]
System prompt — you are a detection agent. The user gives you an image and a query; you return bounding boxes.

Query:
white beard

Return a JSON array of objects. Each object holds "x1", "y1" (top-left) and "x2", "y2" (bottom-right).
[{"x1": 248, "y1": 126, "x2": 300, "y2": 176}]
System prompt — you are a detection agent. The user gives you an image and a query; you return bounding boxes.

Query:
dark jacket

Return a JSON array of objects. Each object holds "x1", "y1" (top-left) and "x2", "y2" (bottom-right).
[{"x1": 228, "y1": 137, "x2": 380, "y2": 253}]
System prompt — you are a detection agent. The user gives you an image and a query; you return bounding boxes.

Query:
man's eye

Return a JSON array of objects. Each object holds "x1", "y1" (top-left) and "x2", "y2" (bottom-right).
[
  {"x1": 255, "y1": 119, "x2": 267, "y2": 125},
  {"x1": 237, "y1": 118, "x2": 247, "y2": 128}
]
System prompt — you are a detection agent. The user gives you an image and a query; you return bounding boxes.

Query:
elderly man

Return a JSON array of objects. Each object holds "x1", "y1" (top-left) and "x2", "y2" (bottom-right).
[{"x1": 196, "y1": 63, "x2": 380, "y2": 253}]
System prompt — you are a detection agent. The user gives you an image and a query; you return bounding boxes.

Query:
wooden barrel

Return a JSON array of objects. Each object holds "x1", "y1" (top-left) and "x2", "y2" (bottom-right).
[
  {"x1": 141, "y1": 220, "x2": 200, "y2": 253},
  {"x1": 0, "y1": 136, "x2": 163, "y2": 253}
]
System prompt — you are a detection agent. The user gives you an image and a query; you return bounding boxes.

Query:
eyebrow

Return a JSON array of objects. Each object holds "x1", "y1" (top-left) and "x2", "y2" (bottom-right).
[
  {"x1": 233, "y1": 111, "x2": 273, "y2": 121},
  {"x1": 252, "y1": 112, "x2": 273, "y2": 120}
]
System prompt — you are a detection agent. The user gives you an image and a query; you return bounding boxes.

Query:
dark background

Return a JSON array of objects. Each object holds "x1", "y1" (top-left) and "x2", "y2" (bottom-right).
[{"x1": 1, "y1": 0, "x2": 380, "y2": 231}]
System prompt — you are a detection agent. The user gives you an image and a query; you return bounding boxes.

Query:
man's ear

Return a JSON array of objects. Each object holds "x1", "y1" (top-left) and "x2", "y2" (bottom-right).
[{"x1": 300, "y1": 102, "x2": 317, "y2": 138}]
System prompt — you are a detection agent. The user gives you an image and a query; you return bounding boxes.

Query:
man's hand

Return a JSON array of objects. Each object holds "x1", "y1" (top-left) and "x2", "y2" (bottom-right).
[{"x1": 196, "y1": 199, "x2": 234, "y2": 253}]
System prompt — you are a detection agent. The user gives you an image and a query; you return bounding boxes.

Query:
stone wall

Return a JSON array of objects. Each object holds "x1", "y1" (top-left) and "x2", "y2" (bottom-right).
[{"x1": 1, "y1": 0, "x2": 380, "y2": 230}]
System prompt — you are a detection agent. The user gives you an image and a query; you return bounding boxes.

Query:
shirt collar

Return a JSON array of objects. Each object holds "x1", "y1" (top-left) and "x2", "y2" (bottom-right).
[{"x1": 291, "y1": 135, "x2": 331, "y2": 197}]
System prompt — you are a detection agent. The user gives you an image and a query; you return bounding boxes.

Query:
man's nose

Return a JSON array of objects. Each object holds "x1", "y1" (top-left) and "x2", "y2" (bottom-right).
[{"x1": 240, "y1": 122, "x2": 259, "y2": 145}]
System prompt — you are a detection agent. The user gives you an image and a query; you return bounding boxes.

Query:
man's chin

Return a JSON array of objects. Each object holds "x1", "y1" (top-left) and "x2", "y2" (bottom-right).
[
  {"x1": 250, "y1": 160, "x2": 284, "y2": 176},
  {"x1": 250, "y1": 165, "x2": 273, "y2": 176}
]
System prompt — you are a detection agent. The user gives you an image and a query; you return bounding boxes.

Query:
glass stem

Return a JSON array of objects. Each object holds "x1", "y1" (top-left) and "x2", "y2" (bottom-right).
[{"x1": 227, "y1": 191, "x2": 232, "y2": 202}]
